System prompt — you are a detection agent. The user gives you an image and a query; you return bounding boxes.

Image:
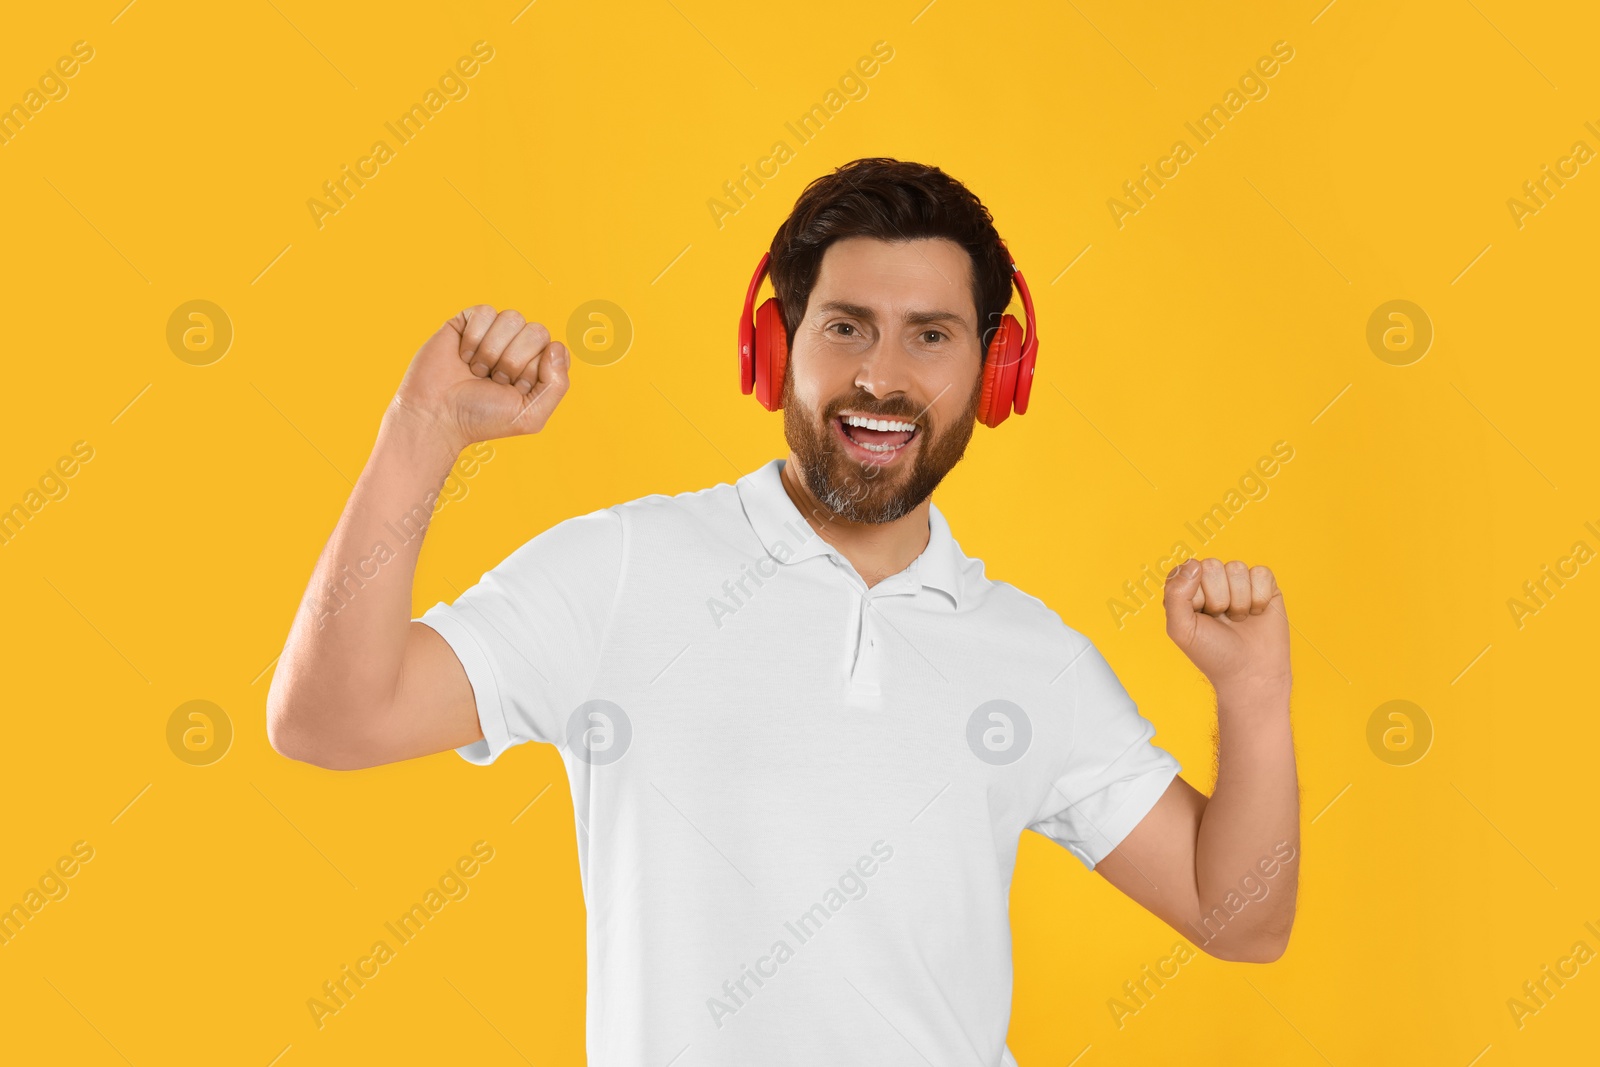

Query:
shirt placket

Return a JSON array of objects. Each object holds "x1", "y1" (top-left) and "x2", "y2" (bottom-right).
[
  {"x1": 836, "y1": 561, "x2": 919, "y2": 708},
  {"x1": 849, "y1": 592, "x2": 879, "y2": 694}
]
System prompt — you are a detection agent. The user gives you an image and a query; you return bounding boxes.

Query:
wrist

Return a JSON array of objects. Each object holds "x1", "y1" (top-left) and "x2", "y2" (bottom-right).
[
  {"x1": 1213, "y1": 675, "x2": 1292, "y2": 715},
  {"x1": 377, "y1": 400, "x2": 467, "y2": 477},
  {"x1": 380, "y1": 398, "x2": 467, "y2": 465}
]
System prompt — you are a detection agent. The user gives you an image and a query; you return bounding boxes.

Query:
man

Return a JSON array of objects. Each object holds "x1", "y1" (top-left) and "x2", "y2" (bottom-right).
[{"x1": 268, "y1": 158, "x2": 1299, "y2": 1066}]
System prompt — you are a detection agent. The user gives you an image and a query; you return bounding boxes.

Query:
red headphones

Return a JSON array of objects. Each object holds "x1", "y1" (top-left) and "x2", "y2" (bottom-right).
[{"x1": 738, "y1": 245, "x2": 1039, "y2": 428}]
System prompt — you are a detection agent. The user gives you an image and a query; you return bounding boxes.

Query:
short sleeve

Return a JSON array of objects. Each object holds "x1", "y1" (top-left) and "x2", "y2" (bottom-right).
[
  {"x1": 415, "y1": 506, "x2": 626, "y2": 765},
  {"x1": 1026, "y1": 638, "x2": 1182, "y2": 870}
]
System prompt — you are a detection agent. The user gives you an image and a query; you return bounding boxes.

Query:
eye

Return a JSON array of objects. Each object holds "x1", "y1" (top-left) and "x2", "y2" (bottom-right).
[
  {"x1": 829, "y1": 322, "x2": 858, "y2": 337},
  {"x1": 921, "y1": 329, "x2": 946, "y2": 344}
]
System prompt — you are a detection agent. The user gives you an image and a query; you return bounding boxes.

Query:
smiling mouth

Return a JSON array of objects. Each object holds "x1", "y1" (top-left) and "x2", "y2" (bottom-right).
[{"x1": 834, "y1": 414, "x2": 920, "y2": 463}]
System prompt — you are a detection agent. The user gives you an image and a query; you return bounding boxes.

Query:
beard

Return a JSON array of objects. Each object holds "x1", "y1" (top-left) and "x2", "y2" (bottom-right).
[{"x1": 781, "y1": 359, "x2": 984, "y2": 525}]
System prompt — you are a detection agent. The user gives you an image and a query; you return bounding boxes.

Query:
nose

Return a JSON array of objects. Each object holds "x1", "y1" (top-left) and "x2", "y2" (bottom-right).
[{"x1": 853, "y1": 335, "x2": 914, "y2": 400}]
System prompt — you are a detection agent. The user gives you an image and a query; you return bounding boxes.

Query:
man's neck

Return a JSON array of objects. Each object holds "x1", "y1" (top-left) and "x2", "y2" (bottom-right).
[{"x1": 778, "y1": 453, "x2": 931, "y2": 589}]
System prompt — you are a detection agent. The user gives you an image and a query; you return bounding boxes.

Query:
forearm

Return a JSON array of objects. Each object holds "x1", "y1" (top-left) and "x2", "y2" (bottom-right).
[
  {"x1": 267, "y1": 405, "x2": 462, "y2": 752},
  {"x1": 1191, "y1": 681, "x2": 1299, "y2": 960}
]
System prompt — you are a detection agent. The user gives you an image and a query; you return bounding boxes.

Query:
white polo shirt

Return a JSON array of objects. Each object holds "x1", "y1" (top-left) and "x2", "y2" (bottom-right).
[{"x1": 417, "y1": 457, "x2": 1181, "y2": 1067}]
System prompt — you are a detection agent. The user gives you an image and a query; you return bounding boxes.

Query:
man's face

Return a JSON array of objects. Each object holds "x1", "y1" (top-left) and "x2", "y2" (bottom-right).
[{"x1": 782, "y1": 236, "x2": 986, "y2": 524}]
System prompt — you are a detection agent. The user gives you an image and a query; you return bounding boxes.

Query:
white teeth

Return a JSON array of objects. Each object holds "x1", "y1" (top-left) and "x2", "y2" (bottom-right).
[{"x1": 843, "y1": 414, "x2": 916, "y2": 433}]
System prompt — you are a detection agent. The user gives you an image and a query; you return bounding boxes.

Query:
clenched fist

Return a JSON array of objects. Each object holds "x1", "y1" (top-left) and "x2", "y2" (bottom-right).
[
  {"x1": 389, "y1": 305, "x2": 571, "y2": 453},
  {"x1": 1163, "y1": 558, "x2": 1290, "y2": 702}
]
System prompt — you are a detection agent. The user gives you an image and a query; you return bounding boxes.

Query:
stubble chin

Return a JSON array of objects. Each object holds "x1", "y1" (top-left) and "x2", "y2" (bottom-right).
[{"x1": 781, "y1": 384, "x2": 980, "y2": 526}]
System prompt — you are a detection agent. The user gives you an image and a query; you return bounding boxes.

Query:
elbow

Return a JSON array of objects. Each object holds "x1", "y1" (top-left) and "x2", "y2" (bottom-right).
[
  {"x1": 1224, "y1": 939, "x2": 1289, "y2": 965},
  {"x1": 265, "y1": 691, "x2": 296, "y2": 759},
  {"x1": 1199, "y1": 927, "x2": 1292, "y2": 964},
  {"x1": 265, "y1": 683, "x2": 312, "y2": 763},
  {"x1": 266, "y1": 693, "x2": 370, "y2": 771},
  {"x1": 268, "y1": 721, "x2": 369, "y2": 771},
  {"x1": 265, "y1": 701, "x2": 319, "y2": 766},
  {"x1": 264, "y1": 670, "x2": 299, "y2": 758}
]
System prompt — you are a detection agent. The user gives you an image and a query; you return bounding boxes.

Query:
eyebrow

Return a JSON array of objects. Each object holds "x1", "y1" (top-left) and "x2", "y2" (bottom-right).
[{"x1": 815, "y1": 301, "x2": 970, "y2": 329}]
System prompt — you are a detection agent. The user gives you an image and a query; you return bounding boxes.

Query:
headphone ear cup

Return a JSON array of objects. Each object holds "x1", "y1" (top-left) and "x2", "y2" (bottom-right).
[
  {"x1": 976, "y1": 347, "x2": 1001, "y2": 428},
  {"x1": 979, "y1": 314, "x2": 1023, "y2": 427},
  {"x1": 769, "y1": 320, "x2": 788, "y2": 412},
  {"x1": 754, "y1": 298, "x2": 788, "y2": 412}
]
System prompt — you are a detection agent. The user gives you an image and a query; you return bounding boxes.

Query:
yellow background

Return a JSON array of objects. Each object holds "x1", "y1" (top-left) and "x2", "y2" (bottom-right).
[{"x1": 2, "y1": 0, "x2": 1596, "y2": 1063}]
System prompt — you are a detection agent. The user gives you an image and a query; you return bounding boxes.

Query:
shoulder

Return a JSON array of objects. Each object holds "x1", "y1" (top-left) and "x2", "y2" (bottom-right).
[
  {"x1": 610, "y1": 476, "x2": 744, "y2": 525},
  {"x1": 606, "y1": 477, "x2": 751, "y2": 548},
  {"x1": 472, "y1": 477, "x2": 752, "y2": 598},
  {"x1": 522, "y1": 477, "x2": 745, "y2": 543},
  {"x1": 963, "y1": 565, "x2": 1103, "y2": 671}
]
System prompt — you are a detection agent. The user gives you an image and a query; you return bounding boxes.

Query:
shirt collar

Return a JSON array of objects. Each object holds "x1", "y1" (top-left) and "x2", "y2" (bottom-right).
[{"x1": 735, "y1": 458, "x2": 963, "y2": 609}]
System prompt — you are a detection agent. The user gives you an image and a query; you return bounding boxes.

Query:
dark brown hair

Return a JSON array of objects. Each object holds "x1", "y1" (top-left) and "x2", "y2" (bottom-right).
[{"x1": 768, "y1": 158, "x2": 1012, "y2": 358}]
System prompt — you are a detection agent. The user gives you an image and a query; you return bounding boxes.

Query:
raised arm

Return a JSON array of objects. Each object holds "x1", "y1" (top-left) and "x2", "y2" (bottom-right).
[
  {"x1": 266, "y1": 306, "x2": 571, "y2": 770},
  {"x1": 1094, "y1": 558, "x2": 1299, "y2": 963}
]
